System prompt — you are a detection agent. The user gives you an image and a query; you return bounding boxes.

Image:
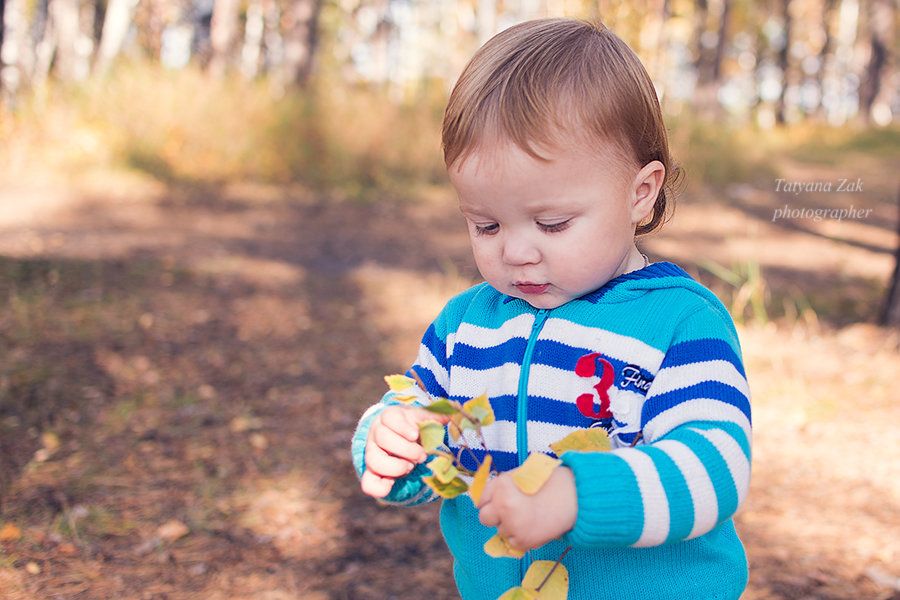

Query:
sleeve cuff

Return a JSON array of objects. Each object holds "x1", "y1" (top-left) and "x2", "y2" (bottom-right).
[{"x1": 560, "y1": 450, "x2": 644, "y2": 548}]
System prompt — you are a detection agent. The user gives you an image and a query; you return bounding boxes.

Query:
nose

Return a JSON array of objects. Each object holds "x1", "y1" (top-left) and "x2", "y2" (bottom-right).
[{"x1": 502, "y1": 232, "x2": 541, "y2": 266}]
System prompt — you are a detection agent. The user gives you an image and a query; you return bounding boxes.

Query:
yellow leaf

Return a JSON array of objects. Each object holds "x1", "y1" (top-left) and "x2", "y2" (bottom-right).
[
  {"x1": 393, "y1": 394, "x2": 419, "y2": 404},
  {"x1": 522, "y1": 560, "x2": 569, "y2": 599},
  {"x1": 449, "y1": 413, "x2": 469, "y2": 438},
  {"x1": 498, "y1": 588, "x2": 539, "y2": 599},
  {"x1": 427, "y1": 455, "x2": 459, "y2": 484},
  {"x1": 509, "y1": 453, "x2": 562, "y2": 495},
  {"x1": 483, "y1": 533, "x2": 525, "y2": 558},
  {"x1": 468, "y1": 454, "x2": 492, "y2": 505},
  {"x1": 422, "y1": 475, "x2": 468, "y2": 498},
  {"x1": 0, "y1": 522, "x2": 21, "y2": 542},
  {"x1": 447, "y1": 420, "x2": 463, "y2": 441},
  {"x1": 418, "y1": 420, "x2": 446, "y2": 450},
  {"x1": 462, "y1": 393, "x2": 495, "y2": 427},
  {"x1": 384, "y1": 374, "x2": 416, "y2": 392},
  {"x1": 549, "y1": 428, "x2": 611, "y2": 456}
]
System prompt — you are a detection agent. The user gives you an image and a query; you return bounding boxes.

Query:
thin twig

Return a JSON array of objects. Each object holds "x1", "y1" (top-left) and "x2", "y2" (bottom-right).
[
  {"x1": 535, "y1": 545, "x2": 572, "y2": 592},
  {"x1": 408, "y1": 368, "x2": 433, "y2": 400}
]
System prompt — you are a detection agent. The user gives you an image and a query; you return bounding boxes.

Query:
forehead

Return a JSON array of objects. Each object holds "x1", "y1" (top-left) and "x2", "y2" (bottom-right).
[
  {"x1": 450, "y1": 136, "x2": 633, "y2": 185},
  {"x1": 451, "y1": 140, "x2": 634, "y2": 218}
]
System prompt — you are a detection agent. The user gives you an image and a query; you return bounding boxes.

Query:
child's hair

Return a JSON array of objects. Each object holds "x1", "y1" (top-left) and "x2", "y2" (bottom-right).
[{"x1": 442, "y1": 18, "x2": 679, "y2": 235}]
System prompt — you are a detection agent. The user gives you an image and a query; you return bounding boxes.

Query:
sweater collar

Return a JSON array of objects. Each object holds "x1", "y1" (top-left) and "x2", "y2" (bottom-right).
[
  {"x1": 579, "y1": 261, "x2": 693, "y2": 303},
  {"x1": 500, "y1": 261, "x2": 694, "y2": 306}
]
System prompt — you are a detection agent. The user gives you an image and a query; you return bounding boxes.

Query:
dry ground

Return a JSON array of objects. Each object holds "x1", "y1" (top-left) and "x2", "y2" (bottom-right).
[{"x1": 0, "y1": 158, "x2": 899, "y2": 599}]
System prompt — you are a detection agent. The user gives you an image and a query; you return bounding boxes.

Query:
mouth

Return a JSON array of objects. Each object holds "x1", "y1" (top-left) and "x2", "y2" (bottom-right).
[{"x1": 514, "y1": 283, "x2": 549, "y2": 295}]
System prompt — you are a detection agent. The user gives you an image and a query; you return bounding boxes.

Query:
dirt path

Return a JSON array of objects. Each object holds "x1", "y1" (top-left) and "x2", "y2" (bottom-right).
[{"x1": 1, "y1": 168, "x2": 898, "y2": 599}]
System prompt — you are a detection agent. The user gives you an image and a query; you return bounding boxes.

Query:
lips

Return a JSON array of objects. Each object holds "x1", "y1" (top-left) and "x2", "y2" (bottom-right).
[{"x1": 514, "y1": 283, "x2": 549, "y2": 294}]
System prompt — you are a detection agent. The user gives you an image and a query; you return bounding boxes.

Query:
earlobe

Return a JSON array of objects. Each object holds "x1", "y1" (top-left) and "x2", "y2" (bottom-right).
[{"x1": 630, "y1": 160, "x2": 666, "y2": 223}]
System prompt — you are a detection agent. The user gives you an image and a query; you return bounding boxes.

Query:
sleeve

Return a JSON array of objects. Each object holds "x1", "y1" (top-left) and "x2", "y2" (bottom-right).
[
  {"x1": 349, "y1": 285, "x2": 479, "y2": 506},
  {"x1": 559, "y1": 304, "x2": 752, "y2": 548}
]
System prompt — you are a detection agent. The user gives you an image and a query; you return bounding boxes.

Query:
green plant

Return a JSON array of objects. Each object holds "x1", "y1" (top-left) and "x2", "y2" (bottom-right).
[{"x1": 700, "y1": 259, "x2": 770, "y2": 326}]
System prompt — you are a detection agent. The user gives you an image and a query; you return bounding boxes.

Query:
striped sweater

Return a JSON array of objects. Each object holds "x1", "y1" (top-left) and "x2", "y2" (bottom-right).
[{"x1": 351, "y1": 262, "x2": 752, "y2": 600}]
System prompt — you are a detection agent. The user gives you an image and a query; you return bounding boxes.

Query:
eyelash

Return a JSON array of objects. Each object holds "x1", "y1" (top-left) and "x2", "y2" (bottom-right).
[
  {"x1": 539, "y1": 220, "x2": 571, "y2": 233},
  {"x1": 473, "y1": 223, "x2": 499, "y2": 236},
  {"x1": 473, "y1": 220, "x2": 571, "y2": 236}
]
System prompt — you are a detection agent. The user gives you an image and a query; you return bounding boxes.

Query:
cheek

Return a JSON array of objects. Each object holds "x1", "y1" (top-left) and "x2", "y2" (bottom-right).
[{"x1": 469, "y1": 239, "x2": 500, "y2": 274}]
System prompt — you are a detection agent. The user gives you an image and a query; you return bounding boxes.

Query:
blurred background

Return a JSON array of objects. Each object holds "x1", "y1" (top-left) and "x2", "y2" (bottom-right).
[{"x1": 1, "y1": 1, "x2": 899, "y2": 599}]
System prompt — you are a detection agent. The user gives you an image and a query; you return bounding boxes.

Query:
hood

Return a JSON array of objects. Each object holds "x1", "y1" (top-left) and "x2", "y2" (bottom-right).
[{"x1": 580, "y1": 261, "x2": 705, "y2": 304}]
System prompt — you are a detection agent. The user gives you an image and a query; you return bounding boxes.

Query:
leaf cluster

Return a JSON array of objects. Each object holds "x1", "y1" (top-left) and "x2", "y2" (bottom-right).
[{"x1": 382, "y1": 373, "x2": 614, "y2": 599}]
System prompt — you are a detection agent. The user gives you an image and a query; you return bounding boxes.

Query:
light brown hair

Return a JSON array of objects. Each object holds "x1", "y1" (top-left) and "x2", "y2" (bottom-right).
[{"x1": 442, "y1": 18, "x2": 679, "y2": 235}]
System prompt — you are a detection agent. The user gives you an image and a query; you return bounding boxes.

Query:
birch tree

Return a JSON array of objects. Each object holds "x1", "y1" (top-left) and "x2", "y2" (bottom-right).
[
  {"x1": 0, "y1": 0, "x2": 27, "y2": 103},
  {"x1": 209, "y1": 0, "x2": 240, "y2": 76},
  {"x1": 280, "y1": 0, "x2": 321, "y2": 86},
  {"x1": 95, "y1": 0, "x2": 138, "y2": 76},
  {"x1": 858, "y1": 0, "x2": 895, "y2": 124}
]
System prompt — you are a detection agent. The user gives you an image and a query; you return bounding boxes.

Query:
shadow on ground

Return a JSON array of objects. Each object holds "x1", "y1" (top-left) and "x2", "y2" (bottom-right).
[{"x1": 1, "y1": 178, "x2": 898, "y2": 599}]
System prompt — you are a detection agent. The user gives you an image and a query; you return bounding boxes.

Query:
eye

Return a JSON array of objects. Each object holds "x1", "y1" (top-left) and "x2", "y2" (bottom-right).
[
  {"x1": 473, "y1": 222, "x2": 499, "y2": 236},
  {"x1": 537, "y1": 219, "x2": 571, "y2": 233}
]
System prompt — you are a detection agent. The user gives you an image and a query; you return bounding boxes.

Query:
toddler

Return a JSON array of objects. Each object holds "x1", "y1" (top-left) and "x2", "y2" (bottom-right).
[{"x1": 351, "y1": 17, "x2": 751, "y2": 600}]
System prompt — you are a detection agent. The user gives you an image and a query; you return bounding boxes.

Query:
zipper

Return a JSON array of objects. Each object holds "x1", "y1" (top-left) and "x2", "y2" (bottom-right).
[
  {"x1": 516, "y1": 309, "x2": 550, "y2": 466},
  {"x1": 515, "y1": 308, "x2": 549, "y2": 579}
]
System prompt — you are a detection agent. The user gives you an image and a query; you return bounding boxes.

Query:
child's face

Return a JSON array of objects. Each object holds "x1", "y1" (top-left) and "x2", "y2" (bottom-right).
[{"x1": 450, "y1": 142, "x2": 655, "y2": 309}]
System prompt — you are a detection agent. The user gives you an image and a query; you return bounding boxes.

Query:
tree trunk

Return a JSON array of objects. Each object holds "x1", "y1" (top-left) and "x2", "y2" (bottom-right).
[
  {"x1": 880, "y1": 184, "x2": 900, "y2": 328},
  {"x1": 813, "y1": 0, "x2": 838, "y2": 119},
  {"x1": 692, "y1": 0, "x2": 731, "y2": 117},
  {"x1": 51, "y1": 0, "x2": 83, "y2": 81},
  {"x1": 858, "y1": 0, "x2": 894, "y2": 124},
  {"x1": 94, "y1": 0, "x2": 137, "y2": 76},
  {"x1": 774, "y1": 0, "x2": 792, "y2": 124},
  {"x1": 209, "y1": 0, "x2": 240, "y2": 77},
  {"x1": 0, "y1": 0, "x2": 24, "y2": 105},
  {"x1": 240, "y1": 0, "x2": 264, "y2": 79},
  {"x1": 0, "y1": 0, "x2": 5, "y2": 55},
  {"x1": 282, "y1": 0, "x2": 321, "y2": 87},
  {"x1": 691, "y1": 0, "x2": 731, "y2": 116}
]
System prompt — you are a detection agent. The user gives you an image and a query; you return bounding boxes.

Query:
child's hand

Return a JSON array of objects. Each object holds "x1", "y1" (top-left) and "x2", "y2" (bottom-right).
[
  {"x1": 360, "y1": 405, "x2": 450, "y2": 498},
  {"x1": 477, "y1": 465, "x2": 578, "y2": 551}
]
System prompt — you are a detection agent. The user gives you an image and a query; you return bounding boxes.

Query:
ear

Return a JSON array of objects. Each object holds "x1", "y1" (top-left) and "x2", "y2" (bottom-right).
[{"x1": 629, "y1": 160, "x2": 666, "y2": 224}]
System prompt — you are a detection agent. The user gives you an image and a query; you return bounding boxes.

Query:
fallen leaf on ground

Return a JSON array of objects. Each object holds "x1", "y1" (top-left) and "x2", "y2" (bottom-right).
[
  {"x1": 0, "y1": 523, "x2": 21, "y2": 542},
  {"x1": 157, "y1": 520, "x2": 189, "y2": 542}
]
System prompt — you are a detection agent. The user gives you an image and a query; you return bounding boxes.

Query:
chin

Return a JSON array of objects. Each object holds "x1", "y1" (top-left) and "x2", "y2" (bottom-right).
[{"x1": 522, "y1": 295, "x2": 568, "y2": 310}]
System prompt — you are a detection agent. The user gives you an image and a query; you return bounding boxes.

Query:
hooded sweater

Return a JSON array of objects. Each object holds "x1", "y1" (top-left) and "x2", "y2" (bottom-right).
[{"x1": 351, "y1": 262, "x2": 752, "y2": 600}]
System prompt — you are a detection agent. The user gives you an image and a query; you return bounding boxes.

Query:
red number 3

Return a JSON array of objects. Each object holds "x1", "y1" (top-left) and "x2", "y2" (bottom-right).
[{"x1": 574, "y1": 353, "x2": 614, "y2": 419}]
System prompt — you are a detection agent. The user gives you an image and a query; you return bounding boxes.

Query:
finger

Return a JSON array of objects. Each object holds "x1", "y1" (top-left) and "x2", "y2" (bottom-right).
[
  {"x1": 360, "y1": 470, "x2": 394, "y2": 498},
  {"x1": 479, "y1": 503, "x2": 499, "y2": 528},
  {"x1": 477, "y1": 490, "x2": 500, "y2": 528},
  {"x1": 477, "y1": 477, "x2": 497, "y2": 508},
  {"x1": 371, "y1": 423, "x2": 427, "y2": 464},
  {"x1": 378, "y1": 408, "x2": 422, "y2": 442},
  {"x1": 365, "y1": 437, "x2": 417, "y2": 478},
  {"x1": 503, "y1": 533, "x2": 528, "y2": 552}
]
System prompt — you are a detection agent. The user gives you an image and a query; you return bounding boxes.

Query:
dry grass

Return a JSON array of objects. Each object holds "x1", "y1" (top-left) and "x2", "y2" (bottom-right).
[{"x1": 1, "y1": 72, "x2": 900, "y2": 599}]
